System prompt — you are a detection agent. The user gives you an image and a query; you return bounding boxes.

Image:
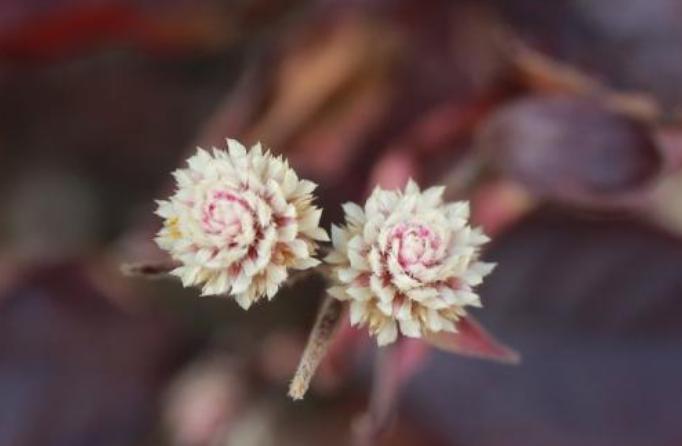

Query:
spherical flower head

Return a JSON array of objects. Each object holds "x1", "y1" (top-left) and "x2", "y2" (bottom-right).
[
  {"x1": 155, "y1": 139, "x2": 329, "y2": 309},
  {"x1": 326, "y1": 180, "x2": 495, "y2": 346}
]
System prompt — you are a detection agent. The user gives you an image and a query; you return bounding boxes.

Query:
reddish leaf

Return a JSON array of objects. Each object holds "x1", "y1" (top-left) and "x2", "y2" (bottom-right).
[
  {"x1": 318, "y1": 318, "x2": 366, "y2": 384},
  {"x1": 471, "y1": 179, "x2": 533, "y2": 237},
  {"x1": 353, "y1": 338, "x2": 428, "y2": 446},
  {"x1": 392, "y1": 338, "x2": 431, "y2": 384},
  {"x1": 424, "y1": 315, "x2": 520, "y2": 364},
  {"x1": 476, "y1": 96, "x2": 664, "y2": 207},
  {"x1": 507, "y1": 41, "x2": 659, "y2": 120},
  {"x1": 0, "y1": 5, "x2": 138, "y2": 60},
  {"x1": 370, "y1": 149, "x2": 418, "y2": 190}
]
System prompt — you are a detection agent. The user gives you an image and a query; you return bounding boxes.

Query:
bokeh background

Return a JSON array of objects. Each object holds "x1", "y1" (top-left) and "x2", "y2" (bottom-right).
[{"x1": 2, "y1": 0, "x2": 682, "y2": 445}]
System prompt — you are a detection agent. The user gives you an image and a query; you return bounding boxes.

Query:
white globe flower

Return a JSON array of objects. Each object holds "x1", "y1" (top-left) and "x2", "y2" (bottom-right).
[
  {"x1": 326, "y1": 180, "x2": 495, "y2": 345},
  {"x1": 155, "y1": 139, "x2": 329, "y2": 309}
]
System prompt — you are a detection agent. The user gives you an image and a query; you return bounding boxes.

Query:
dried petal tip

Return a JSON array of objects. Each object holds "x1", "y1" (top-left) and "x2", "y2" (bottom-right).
[
  {"x1": 326, "y1": 180, "x2": 495, "y2": 346},
  {"x1": 120, "y1": 260, "x2": 179, "y2": 278},
  {"x1": 155, "y1": 139, "x2": 328, "y2": 308}
]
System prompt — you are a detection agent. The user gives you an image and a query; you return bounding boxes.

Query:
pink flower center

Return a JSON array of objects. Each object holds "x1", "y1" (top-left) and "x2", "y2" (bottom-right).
[
  {"x1": 391, "y1": 222, "x2": 441, "y2": 269},
  {"x1": 201, "y1": 190, "x2": 255, "y2": 243}
]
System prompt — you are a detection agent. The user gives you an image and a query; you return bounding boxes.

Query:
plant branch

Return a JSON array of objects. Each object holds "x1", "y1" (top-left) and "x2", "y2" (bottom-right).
[
  {"x1": 120, "y1": 260, "x2": 180, "y2": 278},
  {"x1": 288, "y1": 295, "x2": 344, "y2": 400}
]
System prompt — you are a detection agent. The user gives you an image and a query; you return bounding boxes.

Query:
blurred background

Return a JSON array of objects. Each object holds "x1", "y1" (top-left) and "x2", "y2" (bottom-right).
[{"x1": 2, "y1": 0, "x2": 682, "y2": 445}]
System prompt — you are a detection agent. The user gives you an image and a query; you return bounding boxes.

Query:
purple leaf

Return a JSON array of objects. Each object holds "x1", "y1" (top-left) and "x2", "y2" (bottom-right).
[{"x1": 477, "y1": 96, "x2": 663, "y2": 207}]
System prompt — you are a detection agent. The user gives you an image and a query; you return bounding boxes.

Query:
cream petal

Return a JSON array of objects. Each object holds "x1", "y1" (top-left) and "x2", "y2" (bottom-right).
[
  {"x1": 364, "y1": 187, "x2": 383, "y2": 216},
  {"x1": 292, "y1": 257, "x2": 320, "y2": 270},
  {"x1": 201, "y1": 272, "x2": 229, "y2": 296},
  {"x1": 348, "y1": 250, "x2": 370, "y2": 271},
  {"x1": 470, "y1": 227, "x2": 491, "y2": 245},
  {"x1": 447, "y1": 201, "x2": 470, "y2": 219},
  {"x1": 456, "y1": 290, "x2": 482, "y2": 307},
  {"x1": 369, "y1": 275, "x2": 396, "y2": 303},
  {"x1": 337, "y1": 267, "x2": 359, "y2": 283},
  {"x1": 395, "y1": 300, "x2": 413, "y2": 320},
  {"x1": 324, "y1": 251, "x2": 347, "y2": 264},
  {"x1": 231, "y1": 271, "x2": 252, "y2": 294},
  {"x1": 342, "y1": 202, "x2": 366, "y2": 226},
  {"x1": 398, "y1": 193, "x2": 418, "y2": 214},
  {"x1": 462, "y1": 269, "x2": 484, "y2": 286},
  {"x1": 171, "y1": 169, "x2": 192, "y2": 188},
  {"x1": 420, "y1": 185, "x2": 445, "y2": 207},
  {"x1": 304, "y1": 226, "x2": 329, "y2": 242},
  {"x1": 439, "y1": 317, "x2": 457, "y2": 333},
  {"x1": 376, "y1": 320, "x2": 398, "y2": 346},
  {"x1": 299, "y1": 208, "x2": 322, "y2": 231},
  {"x1": 226, "y1": 138, "x2": 247, "y2": 157},
  {"x1": 347, "y1": 286, "x2": 373, "y2": 301},
  {"x1": 407, "y1": 287, "x2": 439, "y2": 302},
  {"x1": 440, "y1": 287, "x2": 458, "y2": 305},
  {"x1": 376, "y1": 190, "x2": 400, "y2": 214},
  {"x1": 349, "y1": 300, "x2": 367, "y2": 325},
  {"x1": 405, "y1": 178, "x2": 420, "y2": 195},
  {"x1": 188, "y1": 148, "x2": 210, "y2": 171},
  {"x1": 376, "y1": 299, "x2": 393, "y2": 316},
  {"x1": 426, "y1": 309, "x2": 444, "y2": 332},
  {"x1": 287, "y1": 239, "x2": 310, "y2": 259},
  {"x1": 281, "y1": 169, "x2": 299, "y2": 197},
  {"x1": 195, "y1": 248, "x2": 214, "y2": 265},
  {"x1": 155, "y1": 200, "x2": 175, "y2": 218},
  {"x1": 367, "y1": 247, "x2": 383, "y2": 274},
  {"x1": 234, "y1": 293, "x2": 253, "y2": 310},
  {"x1": 399, "y1": 318, "x2": 422, "y2": 338},
  {"x1": 391, "y1": 269, "x2": 420, "y2": 291},
  {"x1": 265, "y1": 265, "x2": 288, "y2": 298},
  {"x1": 471, "y1": 261, "x2": 496, "y2": 277},
  {"x1": 331, "y1": 225, "x2": 350, "y2": 251},
  {"x1": 277, "y1": 221, "x2": 298, "y2": 242},
  {"x1": 328, "y1": 286, "x2": 349, "y2": 300},
  {"x1": 423, "y1": 297, "x2": 449, "y2": 310},
  {"x1": 293, "y1": 179, "x2": 317, "y2": 198},
  {"x1": 363, "y1": 221, "x2": 380, "y2": 244}
]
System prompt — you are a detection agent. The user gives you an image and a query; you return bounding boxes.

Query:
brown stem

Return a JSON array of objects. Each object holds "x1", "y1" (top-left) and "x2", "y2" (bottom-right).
[
  {"x1": 120, "y1": 260, "x2": 180, "y2": 278},
  {"x1": 288, "y1": 295, "x2": 344, "y2": 400}
]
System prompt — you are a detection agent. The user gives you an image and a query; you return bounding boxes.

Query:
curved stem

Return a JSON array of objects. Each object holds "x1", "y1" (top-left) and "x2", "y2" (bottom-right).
[
  {"x1": 120, "y1": 260, "x2": 180, "y2": 278},
  {"x1": 288, "y1": 295, "x2": 344, "y2": 400}
]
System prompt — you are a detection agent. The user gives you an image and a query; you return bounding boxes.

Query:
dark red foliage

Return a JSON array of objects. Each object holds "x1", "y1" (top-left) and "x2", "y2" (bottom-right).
[
  {"x1": 404, "y1": 207, "x2": 682, "y2": 446},
  {"x1": 0, "y1": 262, "x2": 192, "y2": 445},
  {"x1": 492, "y1": 0, "x2": 682, "y2": 110},
  {"x1": 476, "y1": 96, "x2": 664, "y2": 205}
]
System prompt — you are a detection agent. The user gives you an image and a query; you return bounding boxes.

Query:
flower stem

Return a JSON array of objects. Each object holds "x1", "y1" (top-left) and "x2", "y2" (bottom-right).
[
  {"x1": 288, "y1": 295, "x2": 343, "y2": 400},
  {"x1": 120, "y1": 260, "x2": 179, "y2": 278}
]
